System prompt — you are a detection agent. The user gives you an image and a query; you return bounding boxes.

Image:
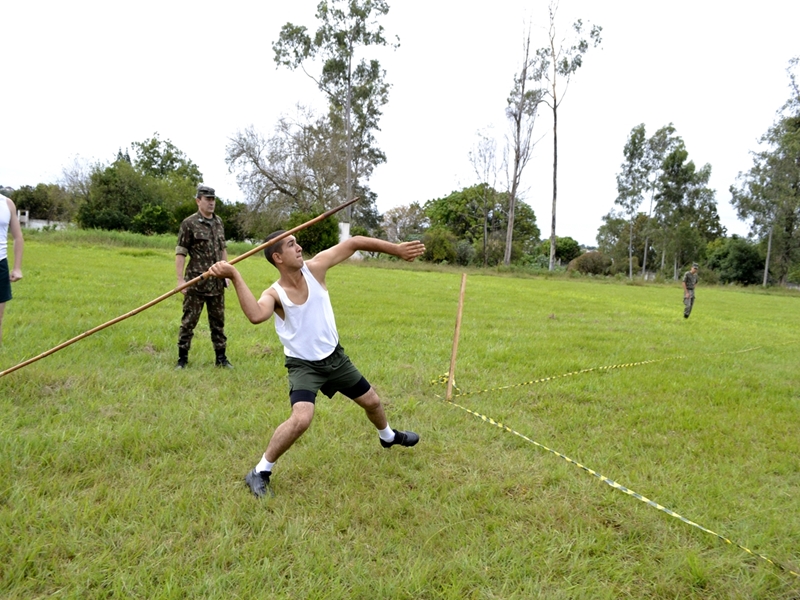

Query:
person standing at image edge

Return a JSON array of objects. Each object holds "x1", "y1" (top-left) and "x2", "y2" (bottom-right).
[
  {"x1": 682, "y1": 262, "x2": 699, "y2": 319},
  {"x1": 0, "y1": 193, "x2": 24, "y2": 346},
  {"x1": 175, "y1": 185, "x2": 232, "y2": 368}
]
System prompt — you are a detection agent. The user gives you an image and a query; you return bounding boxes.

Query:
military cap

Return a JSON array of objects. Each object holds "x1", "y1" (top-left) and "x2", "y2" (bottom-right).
[{"x1": 196, "y1": 184, "x2": 216, "y2": 198}]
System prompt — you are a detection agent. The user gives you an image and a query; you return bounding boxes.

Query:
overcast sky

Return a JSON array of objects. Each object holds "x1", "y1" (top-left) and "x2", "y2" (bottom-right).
[{"x1": 2, "y1": 1, "x2": 798, "y2": 245}]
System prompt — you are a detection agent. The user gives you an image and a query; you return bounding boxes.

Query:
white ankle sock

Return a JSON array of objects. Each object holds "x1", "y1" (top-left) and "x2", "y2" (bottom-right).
[
  {"x1": 256, "y1": 455, "x2": 274, "y2": 473},
  {"x1": 378, "y1": 426, "x2": 395, "y2": 442}
]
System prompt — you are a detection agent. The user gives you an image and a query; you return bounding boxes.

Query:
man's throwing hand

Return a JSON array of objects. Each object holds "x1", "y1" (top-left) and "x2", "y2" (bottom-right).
[
  {"x1": 208, "y1": 261, "x2": 237, "y2": 279},
  {"x1": 397, "y1": 240, "x2": 425, "y2": 262}
]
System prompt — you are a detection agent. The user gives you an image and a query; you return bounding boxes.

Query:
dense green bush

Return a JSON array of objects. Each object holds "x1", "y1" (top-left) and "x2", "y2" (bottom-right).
[
  {"x1": 706, "y1": 236, "x2": 762, "y2": 285},
  {"x1": 455, "y1": 240, "x2": 476, "y2": 266},
  {"x1": 539, "y1": 236, "x2": 582, "y2": 264},
  {"x1": 568, "y1": 251, "x2": 612, "y2": 275},
  {"x1": 131, "y1": 203, "x2": 173, "y2": 235},
  {"x1": 78, "y1": 206, "x2": 132, "y2": 231},
  {"x1": 422, "y1": 227, "x2": 457, "y2": 263}
]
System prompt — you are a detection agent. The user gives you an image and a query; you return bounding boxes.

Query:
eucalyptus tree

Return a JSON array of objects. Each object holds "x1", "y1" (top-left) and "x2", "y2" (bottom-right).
[
  {"x1": 503, "y1": 29, "x2": 545, "y2": 265},
  {"x1": 613, "y1": 123, "x2": 698, "y2": 276},
  {"x1": 534, "y1": 0, "x2": 602, "y2": 270},
  {"x1": 639, "y1": 124, "x2": 681, "y2": 276},
  {"x1": 273, "y1": 0, "x2": 397, "y2": 224},
  {"x1": 615, "y1": 124, "x2": 648, "y2": 278},
  {"x1": 731, "y1": 58, "x2": 800, "y2": 286},
  {"x1": 656, "y1": 148, "x2": 724, "y2": 277}
]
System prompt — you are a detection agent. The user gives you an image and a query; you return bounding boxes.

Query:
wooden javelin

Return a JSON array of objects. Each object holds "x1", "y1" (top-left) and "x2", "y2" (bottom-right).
[{"x1": 0, "y1": 197, "x2": 359, "y2": 379}]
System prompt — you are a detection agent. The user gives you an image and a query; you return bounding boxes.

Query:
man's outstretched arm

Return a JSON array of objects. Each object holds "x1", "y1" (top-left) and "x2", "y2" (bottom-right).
[{"x1": 309, "y1": 236, "x2": 425, "y2": 274}]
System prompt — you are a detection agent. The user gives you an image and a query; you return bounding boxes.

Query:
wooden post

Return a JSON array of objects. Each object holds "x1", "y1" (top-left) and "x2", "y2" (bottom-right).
[{"x1": 446, "y1": 273, "x2": 467, "y2": 401}]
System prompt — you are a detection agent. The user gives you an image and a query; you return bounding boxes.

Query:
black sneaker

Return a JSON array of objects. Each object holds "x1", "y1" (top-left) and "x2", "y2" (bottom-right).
[
  {"x1": 380, "y1": 429, "x2": 420, "y2": 449},
  {"x1": 245, "y1": 469, "x2": 274, "y2": 498},
  {"x1": 176, "y1": 358, "x2": 188, "y2": 369},
  {"x1": 215, "y1": 357, "x2": 234, "y2": 369}
]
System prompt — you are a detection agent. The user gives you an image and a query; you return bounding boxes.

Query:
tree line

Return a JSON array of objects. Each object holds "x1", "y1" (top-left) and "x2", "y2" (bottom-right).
[
  {"x1": 5, "y1": 0, "x2": 796, "y2": 285},
  {"x1": 4, "y1": 1, "x2": 596, "y2": 269},
  {"x1": 8, "y1": 134, "x2": 249, "y2": 241},
  {"x1": 595, "y1": 58, "x2": 800, "y2": 286}
]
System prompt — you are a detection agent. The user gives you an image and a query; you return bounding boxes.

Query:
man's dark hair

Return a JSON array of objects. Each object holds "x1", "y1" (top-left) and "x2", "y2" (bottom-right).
[{"x1": 264, "y1": 230, "x2": 287, "y2": 266}]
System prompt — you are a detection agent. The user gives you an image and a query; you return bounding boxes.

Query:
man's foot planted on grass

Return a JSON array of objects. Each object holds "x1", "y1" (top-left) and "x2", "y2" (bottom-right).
[
  {"x1": 380, "y1": 428, "x2": 420, "y2": 449},
  {"x1": 245, "y1": 468, "x2": 274, "y2": 498}
]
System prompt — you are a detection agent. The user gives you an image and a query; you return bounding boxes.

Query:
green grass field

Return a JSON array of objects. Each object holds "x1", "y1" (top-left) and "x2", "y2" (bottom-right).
[{"x1": 1, "y1": 235, "x2": 799, "y2": 599}]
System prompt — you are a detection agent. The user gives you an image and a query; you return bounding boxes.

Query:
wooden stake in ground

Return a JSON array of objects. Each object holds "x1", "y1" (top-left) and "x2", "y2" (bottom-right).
[
  {"x1": 0, "y1": 198, "x2": 359, "y2": 379},
  {"x1": 446, "y1": 273, "x2": 468, "y2": 401}
]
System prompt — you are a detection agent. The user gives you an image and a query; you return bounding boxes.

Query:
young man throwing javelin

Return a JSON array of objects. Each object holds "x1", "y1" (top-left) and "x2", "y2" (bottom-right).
[{"x1": 208, "y1": 232, "x2": 426, "y2": 498}]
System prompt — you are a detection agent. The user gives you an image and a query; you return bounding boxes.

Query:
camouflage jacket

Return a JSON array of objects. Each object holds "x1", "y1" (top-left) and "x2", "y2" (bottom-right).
[
  {"x1": 683, "y1": 270, "x2": 698, "y2": 291},
  {"x1": 176, "y1": 212, "x2": 227, "y2": 295}
]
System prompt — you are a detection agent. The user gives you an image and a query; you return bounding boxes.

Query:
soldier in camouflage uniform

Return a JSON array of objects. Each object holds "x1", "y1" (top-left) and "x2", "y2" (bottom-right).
[
  {"x1": 175, "y1": 185, "x2": 232, "y2": 368},
  {"x1": 682, "y1": 262, "x2": 699, "y2": 319}
]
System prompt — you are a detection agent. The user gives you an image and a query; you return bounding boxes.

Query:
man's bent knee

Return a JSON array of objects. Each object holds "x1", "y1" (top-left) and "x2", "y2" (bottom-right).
[
  {"x1": 353, "y1": 387, "x2": 381, "y2": 411},
  {"x1": 288, "y1": 401, "x2": 315, "y2": 432}
]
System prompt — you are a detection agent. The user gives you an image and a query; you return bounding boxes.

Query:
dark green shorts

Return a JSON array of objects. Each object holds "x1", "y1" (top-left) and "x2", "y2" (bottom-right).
[
  {"x1": 0, "y1": 259, "x2": 11, "y2": 303},
  {"x1": 285, "y1": 344, "x2": 370, "y2": 404}
]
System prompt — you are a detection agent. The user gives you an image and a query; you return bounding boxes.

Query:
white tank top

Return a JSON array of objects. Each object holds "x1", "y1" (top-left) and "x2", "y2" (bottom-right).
[
  {"x1": 0, "y1": 196, "x2": 11, "y2": 261},
  {"x1": 270, "y1": 264, "x2": 339, "y2": 360}
]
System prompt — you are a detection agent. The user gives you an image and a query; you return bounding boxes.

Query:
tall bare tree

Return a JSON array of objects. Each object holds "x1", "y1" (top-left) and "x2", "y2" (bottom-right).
[
  {"x1": 503, "y1": 30, "x2": 545, "y2": 266},
  {"x1": 381, "y1": 202, "x2": 428, "y2": 242},
  {"x1": 535, "y1": 1, "x2": 602, "y2": 270},
  {"x1": 226, "y1": 106, "x2": 347, "y2": 235},
  {"x1": 59, "y1": 155, "x2": 95, "y2": 208},
  {"x1": 469, "y1": 129, "x2": 499, "y2": 266}
]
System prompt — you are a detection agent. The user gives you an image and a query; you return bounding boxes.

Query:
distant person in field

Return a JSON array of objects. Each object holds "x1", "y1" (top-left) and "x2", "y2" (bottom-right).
[
  {"x1": 208, "y1": 232, "x2": 425, "y2": 498},
  {"x1": 175, "y1": 185, "x2": 232, "y2": 369},
  {"x1": 0, "y1": 193, "x2": 24, "y2": 346},
  {"x1": 682, "y1": 262, "x2": 699, "y2": 319}
]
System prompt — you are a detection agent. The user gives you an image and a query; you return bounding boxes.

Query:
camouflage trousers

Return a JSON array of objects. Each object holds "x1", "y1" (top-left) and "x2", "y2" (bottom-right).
[
  {"x1": 178, "y1": 292, "x2": 227, "y2": 352},
  {"x1": 683, "y1": 290, "x2": 695, "y2": 318}
]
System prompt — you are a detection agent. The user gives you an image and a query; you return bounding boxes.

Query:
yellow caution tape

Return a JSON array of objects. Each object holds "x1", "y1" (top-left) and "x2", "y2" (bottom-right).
[
  {"x1": 431, "y1": 357, "x2": 675, "y2": 399},
  {"x1": 433, "y1": 341, "x2": 797, "y2": 400},
  {"x1": 431, "y1": 342, "x2": 800, "y2": 578},
  {"x1": 437, "y1": 393, "x2": 799, "y2": 578}
]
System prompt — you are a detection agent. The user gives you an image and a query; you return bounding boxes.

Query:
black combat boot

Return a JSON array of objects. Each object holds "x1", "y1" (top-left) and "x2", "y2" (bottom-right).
[
  {"x1": 176, "y1": 348, "x2": 189, "y2": 369},
  {"x1": 215, "y1": 349, "x2": 233, "y2": 369}
]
